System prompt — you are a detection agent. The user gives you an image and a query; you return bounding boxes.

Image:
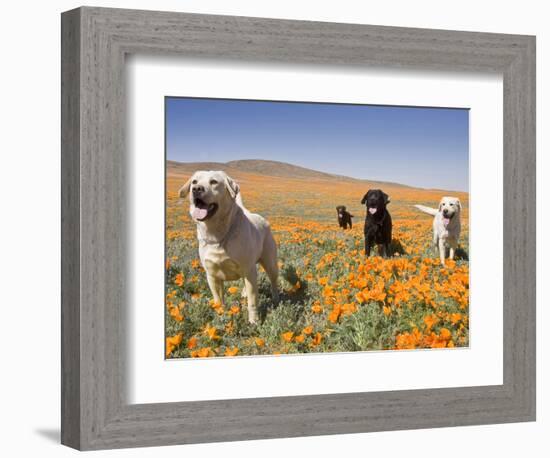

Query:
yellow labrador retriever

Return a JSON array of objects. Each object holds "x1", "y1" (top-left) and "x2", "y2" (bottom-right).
[
  {"x1": 414, "y1": 196, "x2": 462, "y2": 266},
  {"x1": 179, "y1": 171, "x2": 279, "y2": 323}
]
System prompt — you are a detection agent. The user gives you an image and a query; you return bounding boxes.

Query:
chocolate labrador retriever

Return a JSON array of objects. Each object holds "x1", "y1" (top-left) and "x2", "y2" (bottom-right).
[{"x1": 336, "y1": 205, "x2": 353, "y2": 230}]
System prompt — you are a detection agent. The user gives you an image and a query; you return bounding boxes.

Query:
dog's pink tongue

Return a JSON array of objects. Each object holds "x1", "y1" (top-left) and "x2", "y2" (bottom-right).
[
  {"x1": 368, "y1": 208, "x2": 377, "y2": 215},
  {"x1": 443, "y1": 217, "x2": 450, "y2": 227},
  {"x1": 193, "y1": 207, "x2": 208, "y2": 220}
]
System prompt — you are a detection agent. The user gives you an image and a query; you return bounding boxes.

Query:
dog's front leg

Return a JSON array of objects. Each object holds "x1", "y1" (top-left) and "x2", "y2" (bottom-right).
[
  {"x1": 449, "y1": 239, "x2": 458, "y2": 261},
  {"x1": 438, "y1": 238, "x2": 446, "y2": 266},
  {"x1": 206, "y1": 274, "x2": 224, "y2": 306},
  {"x1": 244, "y1": 268, "x2": 259, "y2": 324},
  {"x1": 365, "y1": 238, "x2": 372, "y2": 256},
  {"x1": 241, "y1": 282, "x2": 247, "y2": 299}
]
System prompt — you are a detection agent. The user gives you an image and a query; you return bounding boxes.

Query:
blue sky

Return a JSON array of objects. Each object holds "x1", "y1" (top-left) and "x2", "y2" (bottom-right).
[{"x1": 166, "y1": 97, "x2": 469, "y2": 191}]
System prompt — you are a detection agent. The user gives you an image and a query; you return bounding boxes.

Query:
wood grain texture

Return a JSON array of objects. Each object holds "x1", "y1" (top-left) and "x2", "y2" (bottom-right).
[
  {"x1": 60, "y1": 7, "x2": 81, "y2": 450},
  {"x1": 61, "y1": 6, "x2": 536, "y2": 450}
]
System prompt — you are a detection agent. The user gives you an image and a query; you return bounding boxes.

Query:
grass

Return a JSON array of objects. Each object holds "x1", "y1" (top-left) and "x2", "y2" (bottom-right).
[{"x1": 165, "y1": 169, "x2": 469, "y2": 358}]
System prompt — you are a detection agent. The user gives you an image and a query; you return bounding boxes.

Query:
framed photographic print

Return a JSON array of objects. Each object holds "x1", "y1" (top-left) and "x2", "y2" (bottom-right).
[
  {"x1": 163, "y1": 97, "x2": 472, "y2": 359},
  {"x1": 61, "y1": 6, "x2": 536, "y2": 450}
]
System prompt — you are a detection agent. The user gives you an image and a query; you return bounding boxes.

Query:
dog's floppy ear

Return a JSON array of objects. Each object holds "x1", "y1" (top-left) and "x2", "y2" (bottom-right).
[
  {"x1": 178, "y1": 177, "x2": 193, "y2": 198},
  {"x1": 360, "y1": 193, "x2": 368, "y2": 204},
  {"x1": 438, "y1": 199, "x2": 444, "y2": 211},
  {"x1": 223, "y1": 173, "x2": 240, "y2": 200},
  {"x1": 382, "y1": 192, "x2": 390, "y2": 205},
  {"x1": 456, "y1": 199, "x2": 462, "y2": 210}
]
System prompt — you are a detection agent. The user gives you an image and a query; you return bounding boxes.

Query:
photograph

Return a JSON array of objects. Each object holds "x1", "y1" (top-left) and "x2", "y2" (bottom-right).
[{"x1": 164, "y1": 97, "x2": 470, "y2": 358}]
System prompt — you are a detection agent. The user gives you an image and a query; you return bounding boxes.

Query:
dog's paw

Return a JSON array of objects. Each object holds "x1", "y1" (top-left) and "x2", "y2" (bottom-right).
[{"x1": 247, "y1": 309, "x2": 259, "y2": 324}]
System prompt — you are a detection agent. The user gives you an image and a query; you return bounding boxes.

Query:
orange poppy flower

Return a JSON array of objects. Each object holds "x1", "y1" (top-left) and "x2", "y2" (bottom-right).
[
  {"x1": 191, "y1": 347, "x2": 213, "y2": 358},
  {"x1": 224, "y1": 347, "x2": 239, "y2": 357},
  {"x1": 168, "y1": 306, "x2": 184, "y2": 322},
  {"x1": 423, "y1": 314, "x2": 438, "y2": 331},
  {"x1": 165, "y1": 333, "x2": 183, "y2": 357},
  {"x1": 311, "y1": 303, "x2": 323, "y2": 314},
  {"x1": 210, "y1": 300, "x2": 224, "y2": 315},
  {"x1": 174, "y1": 273, "x2": 184, "y2": 287},
  {"x1": 203, "y1": 324, "x2": 221, "y2": 340},
  {"x1": 450, "y1": 313, "x2": 462, "y2": 325},
  {"x1": 187, "y1": 336, "x2": 197, "y2": 350},
  {"x1": 281, "y1": 331, "x2": 294, "y2": 342},
  {"x1": 311, "y1": 332, "x2": 323, "y2": 346},
  {"x1": 255, "y1": 337, "x2": 265, "y2": 347}
]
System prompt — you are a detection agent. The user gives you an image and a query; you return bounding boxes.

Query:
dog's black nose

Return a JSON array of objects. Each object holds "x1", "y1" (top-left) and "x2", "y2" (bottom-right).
[
  {"x1": 443, "y1": 209, "x2": 448, "y2": 215},
  {"x1": 192, "y1": 185, "x2": 205, "y2": 195}
]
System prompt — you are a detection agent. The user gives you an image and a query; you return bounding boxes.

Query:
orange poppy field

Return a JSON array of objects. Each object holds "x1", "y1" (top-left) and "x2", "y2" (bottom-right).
[{"x1": 165, "y1": 161, "x2": 469, "y2": 358}]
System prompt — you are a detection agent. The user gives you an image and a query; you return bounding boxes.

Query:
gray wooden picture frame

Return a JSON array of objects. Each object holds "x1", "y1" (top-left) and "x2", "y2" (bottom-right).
[{"x1": 61, "y1": 6, "x2": 536, "y2": 451}]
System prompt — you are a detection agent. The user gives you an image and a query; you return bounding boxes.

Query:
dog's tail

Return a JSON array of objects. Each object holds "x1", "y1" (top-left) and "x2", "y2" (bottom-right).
[{"x1": 414, "y1": 204, "x2": 438, "y2": 216}]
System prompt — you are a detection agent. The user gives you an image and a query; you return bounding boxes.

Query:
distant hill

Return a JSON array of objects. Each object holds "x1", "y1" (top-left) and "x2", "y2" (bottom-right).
[{"x1": 167, "y1": 159, "x2": 412, "y2": 189}]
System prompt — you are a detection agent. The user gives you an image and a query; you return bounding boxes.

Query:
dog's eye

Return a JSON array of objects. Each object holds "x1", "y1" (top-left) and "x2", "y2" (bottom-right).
[
  {"x1": 210, "y1": 180, "x2": 218, "y2": 185},
  {"x1": 192, "y1": 180, "x2": 197, "y2": 185}
]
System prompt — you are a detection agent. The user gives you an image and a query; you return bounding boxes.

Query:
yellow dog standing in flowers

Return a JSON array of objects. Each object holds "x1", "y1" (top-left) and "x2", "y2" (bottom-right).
[
  {"x1": 177, "y1": 170, "x2": 279, "y2": 325},
  {"x1": 165, "y1": 164, "x2": 469, "y2": 358}
]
